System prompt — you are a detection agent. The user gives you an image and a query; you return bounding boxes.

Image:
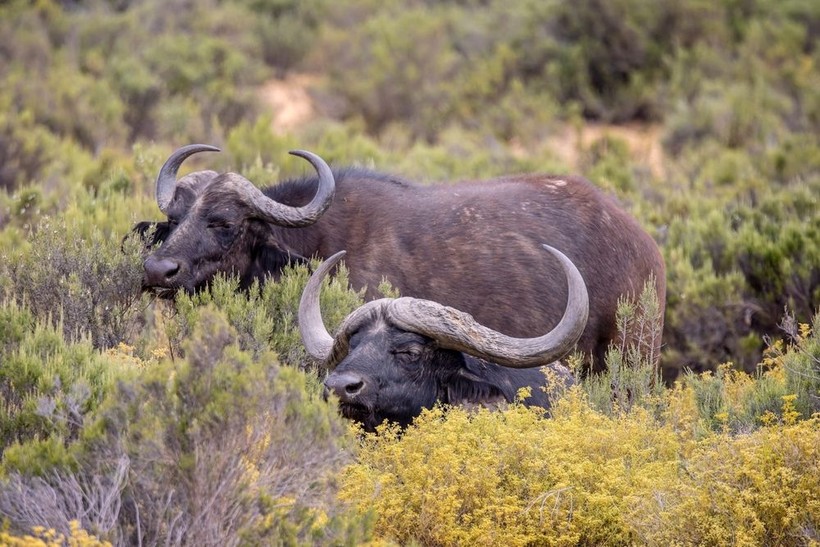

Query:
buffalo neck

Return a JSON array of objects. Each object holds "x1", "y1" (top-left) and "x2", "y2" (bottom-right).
[{"x1": 264, "y1": 167, "x2": 413, "y2": 263}]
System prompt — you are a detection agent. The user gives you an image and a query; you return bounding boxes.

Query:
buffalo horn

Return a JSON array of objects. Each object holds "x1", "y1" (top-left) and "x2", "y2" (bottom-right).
[
  {"x1": 387, "y1": 245, "x2": 588, "y2": 367},
  {"x1": 299, "y1": 250, "x2": 348, "y2": 361},
  {"x1": 299, "y1": 250, "x2": 393, "y2": 365},
  {"x1": 156, "y1": 144, "x2": 221, "y2": 214},
  {"x1": 301, "y1": 245, "x2": 589, "y2": 369},
  {"x1": 243, "y1": 150, "x2": 336, "y2": 227},
  {"x1": 156, "y1": 146, "x2": 335, "y2": 228}
]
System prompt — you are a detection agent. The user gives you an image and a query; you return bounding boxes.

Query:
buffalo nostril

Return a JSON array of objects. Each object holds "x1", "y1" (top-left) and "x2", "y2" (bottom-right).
[
  {"x1": 159, "y1": 259, "x2": 179, "y2": 279},
  {"x1": 144, "y1": 256, "x2": 182, "y2": 286},
  {"x1": 325, "y1": 372, "x2": 366, "y2": 401},
  {"x1": 345, "y1": 380, "x2": 364, "y2": 396}
]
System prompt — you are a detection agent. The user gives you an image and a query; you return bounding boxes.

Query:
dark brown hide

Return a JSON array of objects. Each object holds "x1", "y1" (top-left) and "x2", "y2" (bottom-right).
[
  {"x1": 283, "y1": 171, "x2": 665, "y2": 371},
  {"x1": 134, "y1": 152, "x2": 665, "y2": 371}
]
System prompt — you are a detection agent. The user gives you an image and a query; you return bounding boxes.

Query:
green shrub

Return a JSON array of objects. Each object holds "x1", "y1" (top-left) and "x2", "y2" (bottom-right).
[
  {"x1": 2, "y1": 60, "x2": 127, "y2": 152},
  {"x1": 0, "y1": 300, "x2": 141, "y2": 461},
  {"x1": 583, "y1": 279, "x2": 665, "y2": 416},
  {"x1": 318, "y1": 5, "x2": 461, "y2": 140},
  {"x1": 0, "y1": 0, "x2": 268, "y2": 154},
  {"x1": 1, "y1": 216, "x2": 145, "y2": 349},
  {"x1": 238, "y1": 0, "x2": 327, "y2": 71},
  {"x1": 224, "y1": 116, "x2": 298, "y2": 176},
  {"x1": 0, "y1": 101, "x2": 94, "y2": 220},
  {"x1": 581, "y1": 134, "x2": 636, "y2": 195},
  {"x1": 664, "y1": 80, "x2": 790, "y2": 154},
  {"x1": 660, "y1": 161, "x2": 819, "y2": 376},
  {"x1": 0, "y1": 306, "x2": 372, "y2": 545},
  {"x1": 168, "y1": 259, "x2": 363, "y2": 370}
]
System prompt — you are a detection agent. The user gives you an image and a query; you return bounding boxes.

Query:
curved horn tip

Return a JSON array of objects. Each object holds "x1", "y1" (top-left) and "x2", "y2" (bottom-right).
[
  {"x1": 288, "y1": 149, "x2": 324, "y2": 163},
  {"x1": 170, "y1": 144, "x2": 221, "y2": 155},
  {"x1": 155, "y1": 144, "x2": 222, "y2": 213},
  {"x1": 191, "y1": 143, "x2": 221, "y2": 152},
  {"x1": 321, "y1": 250, "x2": 347, "y2": 268},
  {"x1": 298, "y1": 249, "x2": 348, "y2": 364},
  {"x1": 288, "y1": 149, "x2": 310, "y2": 158},
  {"x1": 541, "y1": 243, "x2": 561, "y2": 256}
]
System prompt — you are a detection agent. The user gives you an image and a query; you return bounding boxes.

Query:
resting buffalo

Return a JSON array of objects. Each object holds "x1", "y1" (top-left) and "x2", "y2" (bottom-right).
[
  {"x1": 299, "y1": 245, "x2": 588, "y2": 431},
  {"x1": 133, "y1": 144, "x2": 665, "y2": 370}
]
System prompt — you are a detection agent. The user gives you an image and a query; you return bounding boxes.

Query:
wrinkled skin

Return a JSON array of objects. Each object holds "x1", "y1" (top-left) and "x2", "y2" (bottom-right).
[{"x1": 324, "y1": 318, "x2": 573, "y2": 432}]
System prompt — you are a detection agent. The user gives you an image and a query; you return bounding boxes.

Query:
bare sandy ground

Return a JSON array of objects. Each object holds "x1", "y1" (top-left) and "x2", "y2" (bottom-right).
[{"x1": 258, "y1": 74, "x2": 665, "y2": 178}]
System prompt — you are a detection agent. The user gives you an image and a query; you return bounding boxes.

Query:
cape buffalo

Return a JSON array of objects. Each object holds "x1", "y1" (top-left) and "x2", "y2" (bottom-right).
[
  {"x1": 132, "y1": 144, "x2": 665, "y2": 371},
  {"x1": 299, "y1": 245, "x2": 588, "y2": 431}
]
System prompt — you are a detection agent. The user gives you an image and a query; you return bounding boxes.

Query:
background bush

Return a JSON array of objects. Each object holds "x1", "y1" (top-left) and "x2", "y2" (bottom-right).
[{"x1": 0, "y1": 0, "x2": 818, "y2": 543}]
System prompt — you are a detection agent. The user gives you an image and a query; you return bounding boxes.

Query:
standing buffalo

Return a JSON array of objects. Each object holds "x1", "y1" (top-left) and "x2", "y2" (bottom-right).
[
  {"x1": 299, "y1": 246, "x2": 588, "y2": 431},
  {"x1": 133, "y1": 144, "x2": 665, "y2": 371}
]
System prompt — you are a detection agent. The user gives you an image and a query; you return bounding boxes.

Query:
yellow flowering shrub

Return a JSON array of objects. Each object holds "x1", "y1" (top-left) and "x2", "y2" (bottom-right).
[
  {"x1": 340, "y1": 390, "x2": 684, "y2": 546},
  {"x1": 0, "y1": 520, "x2": 110, "y2": 546},
  {"x1": 340, "y1": 389, "x2": 819, "y2": 546},
  {"x1": 631, "y1": 414, "x2": 820, "y2": 546}
]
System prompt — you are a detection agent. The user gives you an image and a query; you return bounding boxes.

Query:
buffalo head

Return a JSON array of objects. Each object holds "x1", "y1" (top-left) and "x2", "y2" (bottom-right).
[
  {"x1": 132, "y1": 144, "x2": 335, "y2": 296},
  {"x1": 299, "y1": 245, "x2": 589, "y2": 431}
]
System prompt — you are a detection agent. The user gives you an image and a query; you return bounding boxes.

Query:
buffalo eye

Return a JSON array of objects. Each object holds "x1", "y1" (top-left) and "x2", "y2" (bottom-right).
[
  {"x1": 393, "y1": 344, "x2": 422, "y2": 357},
  {"x1": 391, "y1": 334, "x2": 429, "y2": 363},
  {"x1": 206, "y1": 217, "x2": 234, "y2": 229},
  {"x1": 207, "y1": 218, "x2": 239, "y2": 241},
  {"x1": 348, "y1": 331, "x2": 363, "y2": 350}
]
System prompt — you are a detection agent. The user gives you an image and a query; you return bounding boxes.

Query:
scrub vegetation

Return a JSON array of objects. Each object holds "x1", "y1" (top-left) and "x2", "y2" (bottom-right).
[{"x1": 0, "y1": 0, "x2": 817, "y2": 544}]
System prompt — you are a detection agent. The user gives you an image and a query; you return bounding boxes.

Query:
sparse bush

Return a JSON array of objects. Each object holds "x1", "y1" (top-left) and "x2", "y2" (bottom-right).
[
  {"x1": 0, "y1": 520, "x2": 112, "y2": 546},
  {"x1": 0, "y1": 299, "x2": 143, "y2": 462},
  {"x1": 1, "y1": 216, "x2": 146, "y2": 349},
  {"x1": 583, "y1": 279, "x2": 665, "y2": 416},
  {"x1": 166, "y1": 259, "x2": 363, "y2": 370},
  {"x1": 0, "y1": 306, "x2": 372, "y2": 545},
  {"x1": 0, "y1": 457, "x2": 127, "y2": 543}
]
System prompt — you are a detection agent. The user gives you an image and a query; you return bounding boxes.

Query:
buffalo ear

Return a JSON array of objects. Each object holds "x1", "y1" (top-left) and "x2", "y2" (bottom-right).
[
  {"x1": 445, "y1": 368, "x2": 508, "y2": 409},
  {"x1": 126, "y1": 221, "x2": 170, "y2": 249},
  {"x1": 246, "y1": 244, "x2": 309, "y2": 284}
]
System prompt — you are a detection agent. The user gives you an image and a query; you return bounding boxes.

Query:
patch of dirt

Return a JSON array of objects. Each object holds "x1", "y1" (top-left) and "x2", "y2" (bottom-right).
[
  {"x1": 257, "y1": 73, "x2": 318, "y2": 133},
  {"x1": 550, "y1": 122, "x2": 666, "y2": 178},
  {"x1": 257, "y1": 74, "x2": 666, "y2": 177}
]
